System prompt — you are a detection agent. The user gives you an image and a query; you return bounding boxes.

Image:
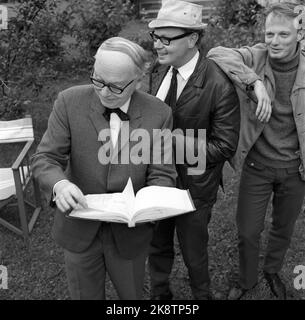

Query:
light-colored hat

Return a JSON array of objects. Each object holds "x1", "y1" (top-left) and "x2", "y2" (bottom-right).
[{"x1": 148, "y1": 0, "x2": 207, "y2": 30}]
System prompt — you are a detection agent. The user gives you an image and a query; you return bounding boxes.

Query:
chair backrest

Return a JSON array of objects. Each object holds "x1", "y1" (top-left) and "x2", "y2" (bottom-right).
[{"x1": 0, "y1": 117, "x2": 34, "y2": 144}]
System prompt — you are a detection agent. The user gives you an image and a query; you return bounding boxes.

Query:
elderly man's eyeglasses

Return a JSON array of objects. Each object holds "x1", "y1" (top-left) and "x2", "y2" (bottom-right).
[
  {"x1": 90, "y1": 71, "x2": 135, "y2": 94},
  {"x1": 149, "y1": 31, "x2": 194, "y2": 46}
]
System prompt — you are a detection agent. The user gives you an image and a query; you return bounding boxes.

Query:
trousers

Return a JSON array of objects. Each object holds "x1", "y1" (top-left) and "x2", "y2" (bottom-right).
[
  {"x1": 149, "y1": 205, "x2": 212, "y2": 299},
  {"x1": 237, "y1": 158, "x2": 305, "y2": 289},
  {"x1": 64, "y1": 223, "x2": 148, "y2": 300}
]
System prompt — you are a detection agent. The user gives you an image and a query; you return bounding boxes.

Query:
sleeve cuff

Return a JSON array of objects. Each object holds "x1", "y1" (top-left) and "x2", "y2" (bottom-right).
[{"x1": 51, "y1": 179, "x2": 69, "y2": 204}]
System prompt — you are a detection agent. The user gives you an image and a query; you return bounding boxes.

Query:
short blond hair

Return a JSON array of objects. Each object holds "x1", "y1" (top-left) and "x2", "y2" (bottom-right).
[{"x1": 265, "y1": 2, "x2": 300, "y2": 20}]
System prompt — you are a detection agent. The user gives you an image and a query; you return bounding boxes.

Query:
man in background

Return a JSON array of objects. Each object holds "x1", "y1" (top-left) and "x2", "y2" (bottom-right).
[{"x1": 148, "y1": 0, "x2": 240, "y2": 300}]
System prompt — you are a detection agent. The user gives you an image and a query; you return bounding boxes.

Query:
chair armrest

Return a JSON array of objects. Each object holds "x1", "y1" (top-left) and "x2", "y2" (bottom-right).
[{"x1": 11, "y1": 140, "x2": 34, "y2": 171}]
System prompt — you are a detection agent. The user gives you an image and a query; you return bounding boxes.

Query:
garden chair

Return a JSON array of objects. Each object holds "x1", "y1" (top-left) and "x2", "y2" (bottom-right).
[{"x1": 0, "y1": 116, "x2": 41, "y2": 244}]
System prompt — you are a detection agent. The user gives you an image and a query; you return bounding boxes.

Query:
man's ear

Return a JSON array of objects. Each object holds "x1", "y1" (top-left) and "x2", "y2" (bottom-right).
[
  {"x1": 297, "y1": 30, "x2": 304, "y2": 42},
  {"x1": 135, "y1": 79, "x2": 142, "y2": 90},
  {"x1": 188, "y1": 32, "x2": 199, "y2": 48}
]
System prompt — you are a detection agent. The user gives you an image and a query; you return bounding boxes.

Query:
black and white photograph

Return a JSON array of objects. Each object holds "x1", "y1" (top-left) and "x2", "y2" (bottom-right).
[{"x1": 0, "y1": 0, "x2": 305, "y2": 305}]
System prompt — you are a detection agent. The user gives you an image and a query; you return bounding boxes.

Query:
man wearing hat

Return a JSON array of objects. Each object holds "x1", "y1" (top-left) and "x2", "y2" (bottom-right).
[{"x1": 148, "y1": 0, "x2": 240, "y2": 300}]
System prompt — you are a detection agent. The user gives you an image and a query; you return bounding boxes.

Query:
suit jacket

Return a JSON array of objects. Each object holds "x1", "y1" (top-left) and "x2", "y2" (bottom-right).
[
  {"x1": 31, "y1": 84, "x2": 177, "y2": 259},
  {"x1": 149, "y1": 51, "x2": 240, "y2": 207}
]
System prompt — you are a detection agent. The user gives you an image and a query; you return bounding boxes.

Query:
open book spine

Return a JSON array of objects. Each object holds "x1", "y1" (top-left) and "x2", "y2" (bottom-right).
[
  {"x1": 187, "y1": 189, "x2": 196, "y2": 211},
  {"x1": 128, "y1": 221, "x2": 136, "y2": 228}
]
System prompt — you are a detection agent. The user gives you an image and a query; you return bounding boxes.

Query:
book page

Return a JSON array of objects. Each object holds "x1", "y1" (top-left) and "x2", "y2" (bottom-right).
[
  {"x1": 85, "y1": 193, "x2": 128, "y2": 214},
  {"x1": 69, "y1": 192, "x2": 129, "y2": 221},
  {"x1": 121, "y1": 177, "x2": 136, "y2": 218},
  {"x1": 69, "y1": 178, "x2": 136, "y2": 222},
  {"x1": 133, "y1": 207, "x2": 192, "y2": 223},
  {"x1": 134, "y1": 186, "x2": 195, "y2": 214}
]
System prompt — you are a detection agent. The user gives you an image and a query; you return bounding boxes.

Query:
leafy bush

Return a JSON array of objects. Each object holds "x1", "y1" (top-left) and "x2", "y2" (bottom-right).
[
  {"x1": 0, "y1": 0, "x2": 64, "y2": 119},
  {"x1": 0, "y1": 0, "x2": 64, "y2": 82},
  {"x1": 201, "y1": 23, "x2": 264, "y2": 55},
  {"x1": 61, "y1": 0, "x2": 134, "y2": 62},
  {"x1": 119, "y1": 19, "x2": 153, "y2": 51},
  {"x1": 200, "y1": 0, "x2": 265, "y2": 54},
  {"x1": 0, "y1": 95, "x2": 26, "y2": 120},
  {"x1": 216, "y1": 0, "x2": 263, "y2": 28}
]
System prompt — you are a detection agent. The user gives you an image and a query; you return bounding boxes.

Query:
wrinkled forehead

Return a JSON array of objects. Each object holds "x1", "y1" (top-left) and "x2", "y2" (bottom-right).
[{"x1": 94, "y1": 50, "x2": 137, "y2": 78}]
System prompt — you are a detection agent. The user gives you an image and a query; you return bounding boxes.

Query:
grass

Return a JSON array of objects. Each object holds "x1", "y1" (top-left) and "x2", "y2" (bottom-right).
[{"x1": 1, "y1": 71, "x2": 304, "y2": 300}]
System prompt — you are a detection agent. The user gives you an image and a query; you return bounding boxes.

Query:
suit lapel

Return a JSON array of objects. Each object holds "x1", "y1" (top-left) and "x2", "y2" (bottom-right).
[
  {"x1": 88, "y1": 90, "x2": 109, "y2": 133},
  {"x1": 175, "y1": 52, "x2": 207, "y2": 112},
  {"x1": 151, "y1": 64, "x2": 170, "y2": 95},
  {"x1": 151, "y1": 53, "x2": 207, "y2": 113},
  {"x1": 88, "y1": 90, "x2": 111, "y2": 150}
]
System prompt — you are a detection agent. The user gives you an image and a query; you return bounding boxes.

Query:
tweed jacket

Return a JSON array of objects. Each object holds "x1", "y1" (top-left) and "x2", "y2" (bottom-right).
[{"x1": 31, "y1": 85, "x2": 177, "y2": 258}]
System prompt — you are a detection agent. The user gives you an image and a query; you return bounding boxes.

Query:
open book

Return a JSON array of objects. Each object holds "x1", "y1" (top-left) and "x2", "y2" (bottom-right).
[{"x1": 69, "y1": 178, "x2": 195, "y2": 227}]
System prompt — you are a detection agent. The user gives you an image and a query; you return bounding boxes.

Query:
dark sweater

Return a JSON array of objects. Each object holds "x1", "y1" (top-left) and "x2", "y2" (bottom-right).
[{"x1": 248, "y1": 47, "x2": 300, "y2": 168}]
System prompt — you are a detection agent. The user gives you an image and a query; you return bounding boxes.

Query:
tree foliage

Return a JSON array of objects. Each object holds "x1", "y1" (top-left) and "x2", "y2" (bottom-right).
[
  {"x1": 61, "y1": 0, "x2": 134, "y2": 61},
  {"x1": 217, "y1": 0, "x2": 264, "y2": 28},
  {"x1": 200, "y1": 0, "x2": 265, "y2": 54},
  {"x1": 0, "y1": 0, "x2": 64, "y2": 119}
]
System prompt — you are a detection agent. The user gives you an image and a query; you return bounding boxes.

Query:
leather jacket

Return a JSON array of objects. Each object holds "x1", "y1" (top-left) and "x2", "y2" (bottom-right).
[{"x1": 149, "y1": 51, "x2": 240, "y2": 207}]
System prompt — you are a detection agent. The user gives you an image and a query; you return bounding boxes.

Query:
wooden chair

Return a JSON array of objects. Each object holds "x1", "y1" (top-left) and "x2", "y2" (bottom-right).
[{"x1": 0, "y1": 116, "x2": 41, "y2": 244}]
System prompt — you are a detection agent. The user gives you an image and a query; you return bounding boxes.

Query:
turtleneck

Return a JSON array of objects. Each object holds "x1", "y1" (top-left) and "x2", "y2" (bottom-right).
[
  {"x1": 248, "y1": 45, "x2": 301, "y2": 168},
  {"x1": 268, "y1": 45, "x2": 300, "y2": 72}
]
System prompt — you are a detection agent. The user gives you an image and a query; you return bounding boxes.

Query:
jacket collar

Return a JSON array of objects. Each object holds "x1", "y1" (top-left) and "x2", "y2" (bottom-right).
[
  {"x1": 89, "y1": 87, "x2": 109, "y2": 137},
  {"x1": 185, "y1": 50, "x2": 208, "y2": 88},
  {"x1": 262, "y1": 57, "x2": 276, "y2": 101},
  {"x1": 150, "y1": 63, "x2": 170, "y2": 96},
  {"x1": 293, "y1": 47, "x2": 305, "y2": 91},
  {"x1": 89, "y1": 87, "x2": 142, "y2": 133},
  {"x1": 263, "y1": 46, "x2": 305, "y2": 95},
  {"x1": 88, "y1": 87, "x2": 142, "y2": 156},
  {"x1": 151, "y1": 50, "x2": 207, "y2": 87}
]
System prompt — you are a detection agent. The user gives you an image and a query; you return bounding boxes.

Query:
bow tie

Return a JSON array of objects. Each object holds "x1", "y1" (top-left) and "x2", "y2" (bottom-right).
[{"x1": 103, "y1": 107, "x2": 130, "y2": 122}]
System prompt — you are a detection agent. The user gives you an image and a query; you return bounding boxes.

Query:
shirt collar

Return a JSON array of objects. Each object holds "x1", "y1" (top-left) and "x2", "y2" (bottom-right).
[
  {"x1": 174, "y1": 50, "x2": 199, "y2": 81},
  {"x1": 120, "y1": 97, "x2": 131, "y2": 113}
]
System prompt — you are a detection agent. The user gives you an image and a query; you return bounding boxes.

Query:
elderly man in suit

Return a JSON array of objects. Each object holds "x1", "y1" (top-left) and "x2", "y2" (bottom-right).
[
  {"x1": 31, "y1": 37, "x2": 177, "y2": 300},
  {"x1": 147, "y1": 0, "x2": 240, "y2": 300}
]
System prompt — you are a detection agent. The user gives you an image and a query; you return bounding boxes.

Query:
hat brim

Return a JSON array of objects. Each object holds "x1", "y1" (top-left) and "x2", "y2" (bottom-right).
[{"x1": 148, "y1": 19, "x2": 207, "y2": 30}]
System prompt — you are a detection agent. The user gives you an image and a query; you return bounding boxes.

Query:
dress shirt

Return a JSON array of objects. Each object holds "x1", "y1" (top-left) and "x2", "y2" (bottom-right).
[
  {"x1": 109, "y1": 98, "x2": 130, "y2": 148},
  {"x1": 156, "y1": 50, "x2": 199, "y2": 102}
]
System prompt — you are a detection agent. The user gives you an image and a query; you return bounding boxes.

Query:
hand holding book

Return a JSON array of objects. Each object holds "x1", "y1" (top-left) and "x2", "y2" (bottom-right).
[{"x1": 69, "y1": 178, "x2": 195, "y2": 227}]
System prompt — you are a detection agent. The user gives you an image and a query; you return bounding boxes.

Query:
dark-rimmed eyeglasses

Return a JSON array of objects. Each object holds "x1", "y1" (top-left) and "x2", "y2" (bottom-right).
[
  {"x1": 90, "y1": 70, "x2": 135, "y2": 94},
  {"x1": 149, "y1": 31, "x2": 194, "y2": 46}
]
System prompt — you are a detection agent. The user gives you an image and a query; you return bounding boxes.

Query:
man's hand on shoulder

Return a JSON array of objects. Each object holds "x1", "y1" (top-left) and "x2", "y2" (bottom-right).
[
  {"x1": 253, "y1": 80, "x2": 272, "y2": 123},
  {"x1": 53, "y1": 180, "x2": 88, "y2": 213}
]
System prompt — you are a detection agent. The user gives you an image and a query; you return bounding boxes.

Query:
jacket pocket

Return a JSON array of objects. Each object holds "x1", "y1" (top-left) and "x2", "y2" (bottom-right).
[{"x1": 244, "y1": 158, "x2": 266, "y2": 171}]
